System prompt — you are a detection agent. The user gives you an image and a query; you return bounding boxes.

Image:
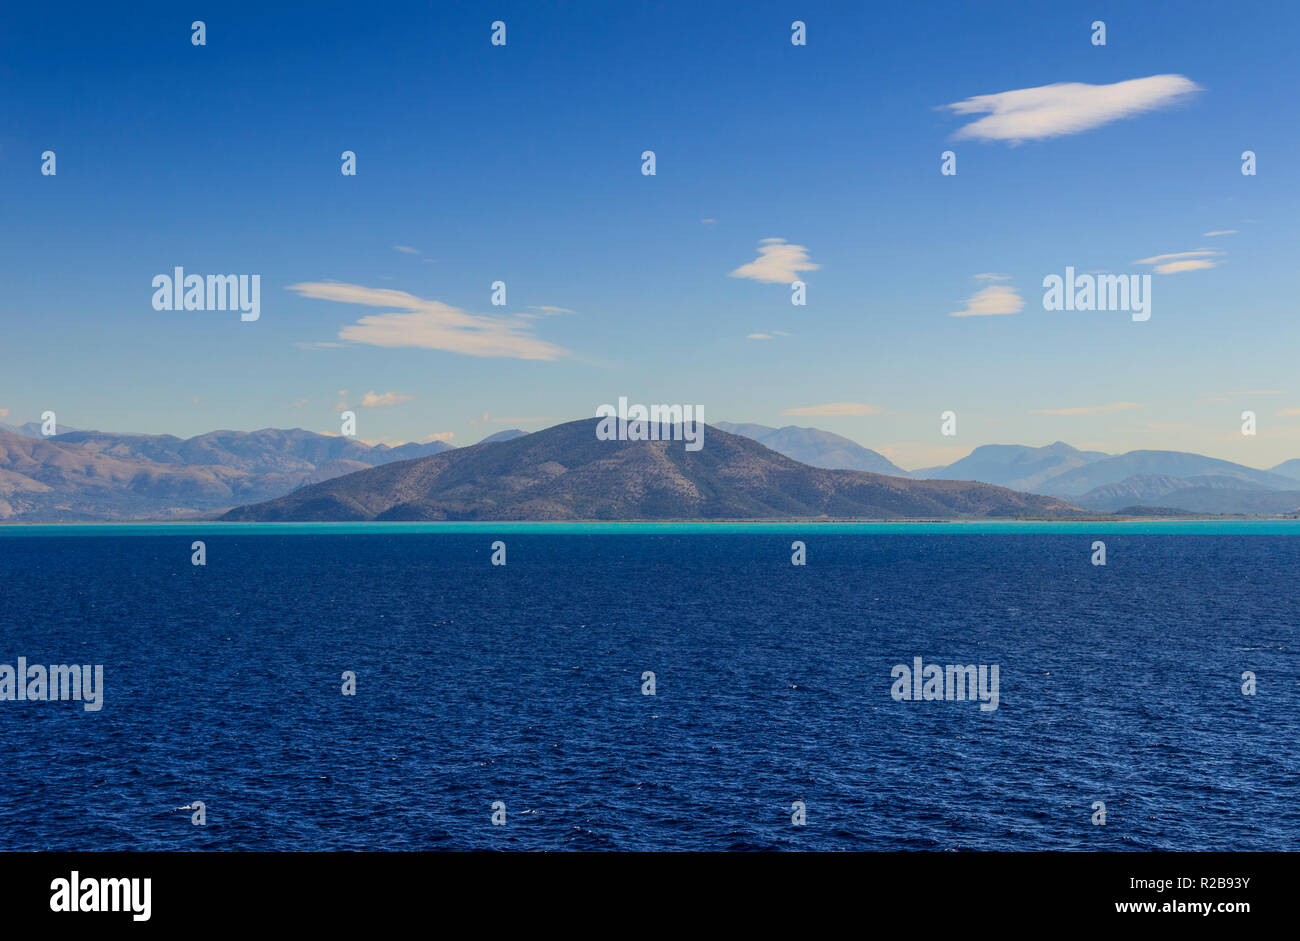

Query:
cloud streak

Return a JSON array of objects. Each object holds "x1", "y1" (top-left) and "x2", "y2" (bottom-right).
[
  {"x1": 780, "y1": 402, "x2": 883, "y2": 417},
  {"x1": 287, "y1": 282, "x2": 569, "y2": 361},
  {"x1": 1134, "y1": 249, "x2": 1222, "y2": 274},
  {"x1": 941, "y1": 74, "x2": 1201, "y2": 143},
  {"x1": 1030, "y1": 402, "x2": 1143, "y2": 416}
]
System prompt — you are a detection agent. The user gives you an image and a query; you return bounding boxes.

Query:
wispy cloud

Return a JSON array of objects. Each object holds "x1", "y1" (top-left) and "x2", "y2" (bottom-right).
[
  {"x1": 393, "y1": 245, "x2": 420, "y2": 255},
  {"x1": 941, "y1": 74, "x2": 1201, "y2": 143},
  {"x1": 1134, "y1": 249, "x2": 1223, "y2": 274},
  {"x1": 360, "y1": 391, "x2": 414, "y2": 408},
  {"x1": 729, "y1": 238, "x2": 819, "y2": 284},
  {"x1": 950, "y1": 276, "x2": 1023, "y2": 317},
  {"x1": 747, "y1": 333, "x2": 774, "y2": 340},
  {"x1": 780, "y1": 402, "x2": 883, "y2": 417},
  {"x1": 287, "y1": 282, "x2": 569, "y2": 361},
  {"x1": 289, "y1": 399, "x2": 308, "y2": 409},
  {"x1": 1202, "y1": 230, "x2": 1238, "y2": 237},
  {"x1": 1030, "y1": 402, "x2": 1144, "y2": 416},
  {"x1": 468, "y1": 411, "x2": 556, "y2": 425},
  {"x1": 525, "y1": 305, "x2": 575, "y2": 315}
]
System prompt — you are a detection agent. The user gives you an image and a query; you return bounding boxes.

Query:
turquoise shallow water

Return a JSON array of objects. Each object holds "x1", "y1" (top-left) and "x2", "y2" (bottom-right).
[{"x1": 3, "y1": 519, "x2": 1300, "y2": 536}]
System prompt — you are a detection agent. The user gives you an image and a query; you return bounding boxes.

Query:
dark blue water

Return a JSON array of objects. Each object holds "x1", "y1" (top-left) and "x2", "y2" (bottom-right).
[{"x1": 0, "y1": 533, "x2": 1296, "y2": 850}]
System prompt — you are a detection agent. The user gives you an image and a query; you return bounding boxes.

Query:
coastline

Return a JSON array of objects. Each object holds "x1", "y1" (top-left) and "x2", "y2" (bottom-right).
[{"x1": 4, "y1": 518, "x2": 1300, "y2": 535}]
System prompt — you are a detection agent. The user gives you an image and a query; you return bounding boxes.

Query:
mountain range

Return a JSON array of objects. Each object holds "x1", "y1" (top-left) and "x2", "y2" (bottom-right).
[
  {"x1": 0, "y1": 427, "x2": 452, "y2": 521},
  {"x1": 3, "y1": 416, "x2": 1299, "y2": 521},
  {"x1": 717, "y1": 430, "x2": 1300, "y2": 516},
  {"x1": 222, "y1": 419, "x2": 1081, "y2": 521}
]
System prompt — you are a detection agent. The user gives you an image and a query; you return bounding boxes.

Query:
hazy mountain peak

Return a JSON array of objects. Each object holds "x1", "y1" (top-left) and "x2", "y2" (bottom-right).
[{"x1": 713, "y1": 421, "x2": 908, "y2": 476}]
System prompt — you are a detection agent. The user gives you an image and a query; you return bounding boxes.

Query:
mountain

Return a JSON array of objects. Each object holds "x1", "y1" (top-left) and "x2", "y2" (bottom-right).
[
  {"x1": 1074, "y1": 473, "x2": 1300, "y2": 515},
  {"x1": 0, "y1": 421, "x2": 81, "y2": 437},
  {"x1": 1131, "y1": 487, "x2": 1300, "y2": 516},
  {"x1": 1072, "y1": 474, "x2": 1194, "y2": 510},
  {"x1": 714, "y1": 422, "x2": 908, "y2": 475},
  {"x1": 915, "y1": 442, "x2": 1300, "y2": 513},
  {"x1": 51, "y1": 428, "x2": 453, "y2": 472},
  {"x1": 1270, "y1": 459, "x2": 1300, "y2": 482},
  {"x1": 915, "y1": 442, "x2": 1109, "y2": 490},
  {"x1": 0, "y1": 429, "x2": 257, "y2": 521},
  {"x1": 478, "y1": 429, "x2": 530, "y2": 444},
  {"x1": 223, "y1": 419, "x2": 1082, "y2": 521},
  {"x1": 0, "y1": 427, "x2": 455, "y2": 521},
  {"x1": 1037, "y1": 450, "x2": 1295, "y2": 496}
]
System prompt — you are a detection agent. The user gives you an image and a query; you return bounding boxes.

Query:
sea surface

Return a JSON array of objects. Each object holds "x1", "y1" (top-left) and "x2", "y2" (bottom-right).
[{"x1": 0, "y1": 523, "x2": 1296, "y2": 851}]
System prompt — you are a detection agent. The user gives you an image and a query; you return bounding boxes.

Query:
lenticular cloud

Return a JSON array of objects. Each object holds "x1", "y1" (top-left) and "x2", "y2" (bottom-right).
[{"x1": 942, "y1": 74, "x2": 1201, "y2": 143}]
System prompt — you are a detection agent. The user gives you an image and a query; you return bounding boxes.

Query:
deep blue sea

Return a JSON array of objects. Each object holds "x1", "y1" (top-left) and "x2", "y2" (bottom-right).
[{"x1": 0, "y1": 523, "x2": 1296, "y2": 851}]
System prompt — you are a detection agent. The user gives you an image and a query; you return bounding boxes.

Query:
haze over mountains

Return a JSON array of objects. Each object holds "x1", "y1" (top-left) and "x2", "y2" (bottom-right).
[{"x1": 3, "y1": 417, "x2": 1299, "y2": 521}]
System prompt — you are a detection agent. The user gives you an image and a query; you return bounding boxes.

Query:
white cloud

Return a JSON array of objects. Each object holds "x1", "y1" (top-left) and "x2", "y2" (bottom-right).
[
  {"x1": 780, "y1": 402, "x2": 883, "y2": 417},
  {"x1": 393, "y1": 245, "x2": 420, "y2": 255},
  {"x1": 729, "y1": 238, "x2": 820, "y2": 284},
  {"x1": 747, "y1": 333, "x2": 774, "y2": 340},
  {"x1": 361, "y1": 391, "x2": 414, "y2": 408},
  {"x1": 950, "y1": 279, "x2": 1024, "y2": 317},
  {"x1": 941, "y1": 74, "x2": 1201, "y2": 143},
  {"x1": 1134, "y1": 249, "x2": 1222, "y2": 274},
  {"x1": 1030, "y1": 402, "x2": 1143, "y2": 416},
  {"x1": 287, "y1": 282, "x2": 569, "y2": 361},
  {"x1": 525, "y1": 305, "x2": 575, "y2": 315},
  {"x1": 1156, "y1": 259, "x2": 1216, "y2": 274},
  {"x1": 1202, "y1": 230, "x2": 1238, "y2": 237}
]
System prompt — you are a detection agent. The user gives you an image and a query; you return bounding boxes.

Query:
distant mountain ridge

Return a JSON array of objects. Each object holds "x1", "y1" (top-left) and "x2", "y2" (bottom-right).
[
  {"x1": 0, "y1": 427, "x2": 453, "y2": 521},
  {"x1": 477, "y1": 429, "x2": 529, "y2": 444},
  {"x1": 719, "y1": 427, "x2": 1300, "y2": 516},
  {"x1": 223, "y1": 419, "x2": 1082, "y2": 522},
  {"x1": 715, "y1": 422, "x2": 909, "y2": 475},
  {"x1": 912, "y1": 442, "x2": 1110, "y2": 491},
  {"x1": 1036, "y1": 450, "x2": 1295, "y2": 497}
]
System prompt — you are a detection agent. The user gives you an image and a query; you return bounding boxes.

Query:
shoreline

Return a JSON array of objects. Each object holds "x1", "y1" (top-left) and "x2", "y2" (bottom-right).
[{"x1": 3, "y1": 518, "x2": 1300, "y2": 536}]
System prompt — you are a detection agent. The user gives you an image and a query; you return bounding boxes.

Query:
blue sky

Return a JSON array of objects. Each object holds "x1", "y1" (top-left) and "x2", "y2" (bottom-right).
[{"x1": 2, "y1": 0, "x2": 1297, "y2": 469}]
